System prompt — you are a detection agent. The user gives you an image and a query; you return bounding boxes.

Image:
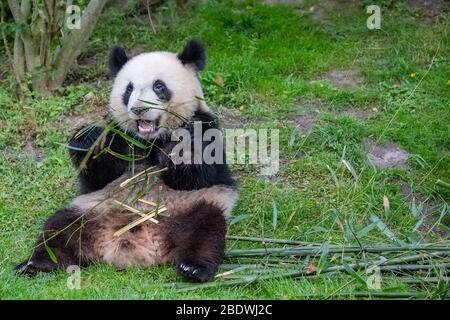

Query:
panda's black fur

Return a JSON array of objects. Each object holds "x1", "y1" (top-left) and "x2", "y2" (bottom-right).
[
  {"x1": 69, "y1": 109, "x2": 234, "y2": 194},
  {"x1": 15, "y1": 40, "x2": 238, "y2": 282}
]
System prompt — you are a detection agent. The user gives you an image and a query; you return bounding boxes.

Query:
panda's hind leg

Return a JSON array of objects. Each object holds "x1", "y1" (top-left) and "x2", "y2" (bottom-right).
[
  {"x1": 165, "y1": 201, "x2": 226, "y2": 282},
  {"x1": 15, "y1": 208, "x2": 86, "y2": 276}
]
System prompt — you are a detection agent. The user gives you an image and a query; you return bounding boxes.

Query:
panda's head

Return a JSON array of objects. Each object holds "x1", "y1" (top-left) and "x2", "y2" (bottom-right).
[{"x1": 108, "y1": 40, "x2": 208, "y2": 140}]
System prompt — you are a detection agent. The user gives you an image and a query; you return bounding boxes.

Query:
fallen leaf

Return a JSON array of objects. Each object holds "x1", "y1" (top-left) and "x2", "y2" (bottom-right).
[
  {"x1": 336, "y1": 218, "x2": 345, "y2": 232},
  {"x1": 215, "y1": 73, "x2": 224, "y2": 88},
  {"x1": 307, "y1": 263, "x2": 317, "y2": 274},
  {"x1": 287, "y1": 208, "x2": 296, "y2": 224}
]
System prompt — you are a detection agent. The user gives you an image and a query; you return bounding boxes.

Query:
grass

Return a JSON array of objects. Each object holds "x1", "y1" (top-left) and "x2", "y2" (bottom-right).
[{"x1": 0, "y1": 0, "x2": 449, "y2": 299}]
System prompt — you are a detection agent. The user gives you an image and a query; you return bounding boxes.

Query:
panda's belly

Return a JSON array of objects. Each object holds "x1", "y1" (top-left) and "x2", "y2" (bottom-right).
[
  {"x1": 86, "y1": 211, "x2": 170, "y2": 268},
  {"x1": 69, "y1": 169, "x2": 238, "y2": 268}
]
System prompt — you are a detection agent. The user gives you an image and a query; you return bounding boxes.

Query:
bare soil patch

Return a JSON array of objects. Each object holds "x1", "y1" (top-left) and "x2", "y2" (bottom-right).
[
  {"x1": 364, "y1": 138, "x2": 409, "y2": 169},
  {"x1": 321, "y1": 69, "x2": 363, "y2": 89},
  {"x1": 407, "y1": 0, "x2": 450, "y2": 25},
  {"x1": 57, "y1": 96, "x2": 107, "y2": 130},
  {"x1": 19, "y1": 136, "x2": 44, "y2": 162},
  {"x1": 292, "y1": 98, "x2": 372, "y2": 132},
  {"x1": 297, "y1": 0, "x2": 362, "y2": 24},
  {"x1": 217, "y1": 108, "x2": 249, "y2": 129}
]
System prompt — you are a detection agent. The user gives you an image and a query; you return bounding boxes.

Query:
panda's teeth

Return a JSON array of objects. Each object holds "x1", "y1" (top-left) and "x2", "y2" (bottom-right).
[{"x1": 137, "y1": 120, "x2": 155, "y2": 134}]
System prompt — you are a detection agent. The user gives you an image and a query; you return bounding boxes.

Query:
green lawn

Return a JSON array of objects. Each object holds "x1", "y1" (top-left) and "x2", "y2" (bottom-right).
[{"x1": 0, "y1": 0, "x2": 449, "y2": 299}]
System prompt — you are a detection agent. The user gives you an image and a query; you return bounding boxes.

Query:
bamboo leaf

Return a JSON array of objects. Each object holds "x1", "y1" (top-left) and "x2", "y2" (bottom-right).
[
  {"x1": 230, "y1": 214, "x2": 251, "y2": 225},
  {"x1": 412, "y1": 217, "x2": 424, "y2": 232},
  {"x1": 342, "y1": 262, "x2": 367, "y2": 286},
  {"x1": 55, "y1": 142, "x2": 88, "y2": 152},
  {"x1": 272, "y1": 199, "x2": 278, "y2": 231},
  {"x1": 410, "y1": 199, "x2": 422, "y2": 218},
  {"x1": 383, "y1": 196, "x2": 390, "y2": 219},
  {"x1": 356, "y1": 220, "x2": 378, "y2": 238},
  {"x1": 44, "y1": 243, "x2": 58, "y2": 264},
  {"x1": 316, "y1": 241, "x2": 330, "y2": 275},
  {"x1": 342, "y1": 159, "x2": 358, "y2": 180},
  {"x1": 438, "y1": 223, "x2": 450, "y2": 235},
  {"x1": 288, "y1": 129, "x2": 299, "y2": 147},
  {"x1": 370, "y1": 215, "x2": 407, "y2": 246},
  {"x1": 326, "y1": 165, "x2": 340, "y2": 187},
  {"x1": 109, "y1": 128, "x2": 151, "y2": 149},
  {"x1": 436, "y1": 179, "x2": 450, "y2": 189}
]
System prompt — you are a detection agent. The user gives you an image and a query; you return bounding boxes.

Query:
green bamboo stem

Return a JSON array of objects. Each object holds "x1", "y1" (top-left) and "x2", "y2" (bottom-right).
[
  {"x1": 298, "y1": 291, "x2": 447, "y2": 299},
  {"x1": 227, "y1": 235, "x2": 317, "y2": 246},
  {"x1": 225, "y1": 246, "x2": 450, "y2": 257},
  {"x1": 229, "y1": 256, "x2": 309, "y2": 264},
  {"x1": 397, "y1": 277, "x2": 449, "y2": 284},
  {"x1": 174, "y1": 270, "x2": 307, "y2": 291},
  {"x1": 376, "y1": 252, "x2": 447, "y2": 265},
  {"x1": 220, "y1": 263, "x2": 295, "y2": 271},
  {"x1": 175, "y1": 258, "x2": 450, "y2": 291},
  {"x1": 379, "y1": 263, "x2": 450, "y2": 272}
]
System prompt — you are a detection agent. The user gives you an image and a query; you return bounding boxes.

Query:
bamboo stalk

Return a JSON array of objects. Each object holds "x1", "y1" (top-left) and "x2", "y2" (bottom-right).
[
  {"x1": 119, "y1": 166, "x2": 161, "y2": 188},
  {"x1": 113, "y1": 200, "x2": 146, "y2": 217},
  {"x1": 227, "y1": 235, "x2": 317, "y2": 246},
  {"x1": 341, "y1": 291, "x2": 449, "y2": 298},
  {"x1": 175, "y1": 251, "x2": 450, "y2": 291},
  {"x1": 175, "y1": 270, "x2": 304, "y2": 291},
  {"x1": 138, "y1": 199, "x2": 158, "y2": 207},
  {"x1": 379, "y1": 263, "x2": 450, "y2": 272},
  {"x1": 296, "y1": 291, "x2": 445, "y2": 299},
  {"x1": 397, "y1": 277, "x2": 449, "y2": 284},
  {"x1": 176, "y1": 260, "x2": 450, "y2": 292},
  {"x1": 113, "y1": 207, "x2": 167, "y2": 237},
  {"x1": 225, "y1": 246, "x2": 450, "y2": 257}
]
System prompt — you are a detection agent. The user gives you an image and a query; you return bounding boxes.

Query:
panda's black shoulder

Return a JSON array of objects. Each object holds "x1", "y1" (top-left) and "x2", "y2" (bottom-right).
[
  {"x1": 159, "y1": 108, "x2": 236, "y2": 190},
  {"x1": 187, "y1": 109, "x2": 220, "y2": 131}
]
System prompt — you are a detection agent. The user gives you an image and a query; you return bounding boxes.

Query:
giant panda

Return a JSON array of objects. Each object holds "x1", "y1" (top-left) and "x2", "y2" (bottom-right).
[{"x1": 15, "y1": 40, "x2": 238, "y2": 282}]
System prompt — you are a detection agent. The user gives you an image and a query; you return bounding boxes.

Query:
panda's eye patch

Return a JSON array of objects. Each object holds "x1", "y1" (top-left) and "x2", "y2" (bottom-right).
[
  {"x1": 152, "y1": 80, "x2": 171, "y2": 101},
  {"x1": 126, "y1": 82, "x2": 134, "y2": 93},
  {"x1": 122, "y1": 82, "x2": 133, "y2": 106}
]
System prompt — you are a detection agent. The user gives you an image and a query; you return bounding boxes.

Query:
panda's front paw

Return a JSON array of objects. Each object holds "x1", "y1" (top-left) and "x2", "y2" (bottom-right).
[
  {"x1": 15, "y1": 258, "x2": 58, "y2": 277},
  {"x1": 175, "y1": 259, "x2": 217, "y2": 282}
]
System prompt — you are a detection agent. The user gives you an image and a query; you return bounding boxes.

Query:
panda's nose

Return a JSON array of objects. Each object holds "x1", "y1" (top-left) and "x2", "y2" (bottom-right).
[{"x1": 131, "y1": 106, "x2": 150, "y2": 116}]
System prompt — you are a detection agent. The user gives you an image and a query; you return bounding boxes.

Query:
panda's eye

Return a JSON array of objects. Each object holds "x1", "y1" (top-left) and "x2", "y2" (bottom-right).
[
  {"x1": 126, "y1": 82, "x2": 133, "y2": 93},
  {"x1": 153, "y1": 80, "x2": 171, "y2": 101},
  {"x1": 153, "y1": 80, "x2": 165, "y2": 93},
  {"x1": 122, "y1": 82, "x2": 134, "y2": 106}
]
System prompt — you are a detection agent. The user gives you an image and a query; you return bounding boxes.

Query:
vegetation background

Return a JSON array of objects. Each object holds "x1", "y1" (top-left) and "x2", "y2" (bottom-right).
[{"x1": 0, "y1": 0, "x2": 449, "y2": 299}]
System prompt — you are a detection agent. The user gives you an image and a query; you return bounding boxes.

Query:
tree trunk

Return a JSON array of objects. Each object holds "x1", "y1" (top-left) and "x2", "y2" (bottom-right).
[{"x1": 6, "y1": 0, "x2": 108, "y2": 96}]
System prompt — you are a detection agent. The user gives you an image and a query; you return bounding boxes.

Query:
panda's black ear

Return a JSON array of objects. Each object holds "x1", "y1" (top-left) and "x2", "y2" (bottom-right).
[
  {"x1": 108, "y1": 46, "x2": 128, "y2": 77},
  {"x1": 177, "y1": 40, "x2": 205, "y2": 71}
]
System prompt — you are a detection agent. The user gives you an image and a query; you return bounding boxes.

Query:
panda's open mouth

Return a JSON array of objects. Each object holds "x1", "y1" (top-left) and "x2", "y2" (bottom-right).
[{"x1": 137, "y1": 119, "x2": 157, "y2": 134}]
